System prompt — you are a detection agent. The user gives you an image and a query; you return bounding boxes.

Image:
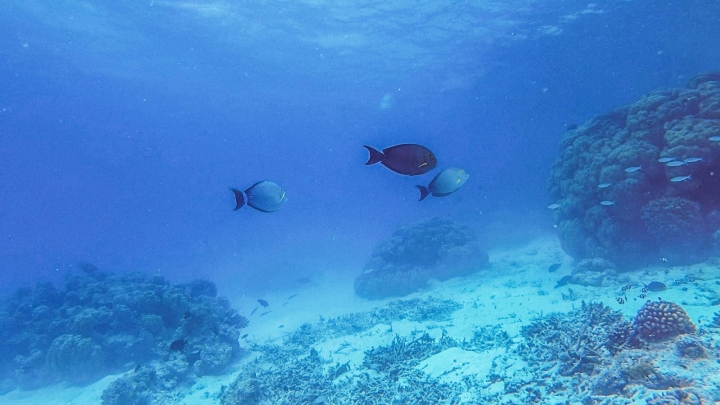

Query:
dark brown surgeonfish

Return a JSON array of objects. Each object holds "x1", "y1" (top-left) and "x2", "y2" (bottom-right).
[{"x1": 364, "y1": 144, "x2": 437, "y2": 176}]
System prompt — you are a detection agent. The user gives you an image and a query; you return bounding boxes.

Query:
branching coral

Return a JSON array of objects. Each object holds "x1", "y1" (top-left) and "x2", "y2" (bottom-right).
[{"x1": 517, "y1": 302, "x2": 631, "y2": 377}]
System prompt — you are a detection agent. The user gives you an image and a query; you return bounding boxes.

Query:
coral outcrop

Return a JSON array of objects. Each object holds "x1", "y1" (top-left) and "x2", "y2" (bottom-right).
[
  {"x1": 354, "y1": 218, "x2": 488, "y2": 299},
  {"x1": 548, "y1": 72, "x2": 720, "y2": 268},
  {"x1": 631, "y1": 300, "x2": 696, "y2": 342},
  {"x1": 0, "y1": 264, "x2": 247, "y2": 391}
]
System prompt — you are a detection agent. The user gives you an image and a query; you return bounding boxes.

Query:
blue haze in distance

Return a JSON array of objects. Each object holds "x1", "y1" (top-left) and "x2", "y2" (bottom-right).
[{"x1": 1, "y1": 0, "x2": 719, "y2": 297}]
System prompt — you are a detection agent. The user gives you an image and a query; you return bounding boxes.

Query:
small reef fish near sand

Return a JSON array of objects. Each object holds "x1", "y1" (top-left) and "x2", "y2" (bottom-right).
[
  {"x1": 670, "y1": 175, "x2": 692, "y2": 182},
  {"x1": 624, "y1": 166, "x2": 642, "y2": 173},
  {"x1": 666, "y1": 160, "x2": 686, "y2": 167},
  {"x1": 597, "y1": 183, "x2": 612, "y2": 188},
  {"x1": 554, "y1": 275, "x2": 572, "y2": 288},
  {"x1": 683, "y1": 157, "x2": 703, "y2": 163},
  {"x1": 417, "y1": 167, "x2": 469, "y2": 201},
  {"x1": 547, "y1": 203, "x2": 560, "y2": 210},
  {"x1": 657, "y1": 157, "x2": 675, "y2": 163},
  {"x1": 364, "y1": 144, "x2": 437, "y2": 176},
  {"x1": 548, "y1": 263, "x2": 561, "y2": 272},
  {"x1": 257, "y1": 299, "x2": 270, "y2": 307},
  {"x1": 231, "y1": 181, "x2": 287, "y2": 212},
  {"x1": 709, "y1": 135, "x2": 720, "y2": 141},
  {"x1": 600, "y1": 200, "x2": 615, "y2": 206}
]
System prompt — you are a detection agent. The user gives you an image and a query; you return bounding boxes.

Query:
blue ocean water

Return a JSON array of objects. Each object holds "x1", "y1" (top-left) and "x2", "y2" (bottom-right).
[{"x1": 2, "y1": 1, "x2": 720, "y2": 402}]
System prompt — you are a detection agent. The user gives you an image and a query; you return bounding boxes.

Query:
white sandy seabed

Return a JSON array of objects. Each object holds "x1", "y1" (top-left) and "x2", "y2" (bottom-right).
[{"x1": 3, "y1": 236, "x2": 720, "y2": 404}]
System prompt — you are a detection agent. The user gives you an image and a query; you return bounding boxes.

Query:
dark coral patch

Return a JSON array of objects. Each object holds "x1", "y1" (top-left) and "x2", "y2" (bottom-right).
[{"x1": 548, "y1": 72, "x2": 720, "y2": 268}]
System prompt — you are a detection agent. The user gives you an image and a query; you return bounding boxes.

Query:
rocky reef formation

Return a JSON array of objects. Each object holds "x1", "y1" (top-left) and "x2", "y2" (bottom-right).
[
  {"x1": 0, "y1": 264, "x2": 247, "y2": 393},
  {"x1": 548, "y1": 72, "x2": 720, "y2": 268},
  {"x1": 512, "y1": 301, "x2": 714, "y2": 403},
  {"x1": 631, "y1": 300, "x2": 696, "y2": 342},
  {"x1": 354, "y1": 218, "x2": 488, "y2": 299}
]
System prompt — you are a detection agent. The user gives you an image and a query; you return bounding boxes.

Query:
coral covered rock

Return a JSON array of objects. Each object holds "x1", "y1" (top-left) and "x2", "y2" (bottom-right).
[
  {"x1": 548, "y1": 72, "x2": 720, "y2": 268},
  {"x1": 45, "y1": 334, "x2": 105, "y2": 384},
  {"x1": 632, "y1": 301, "x2": 696, "y2": 342},
  {"x1": 354, "y1": 218, "x2": 488, "y2": 299},
  {"x1": 0, "y1": 265, "x2": 247, "y2": 390}
]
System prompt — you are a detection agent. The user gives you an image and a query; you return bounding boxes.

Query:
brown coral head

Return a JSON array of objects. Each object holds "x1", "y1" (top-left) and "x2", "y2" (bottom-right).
[{"x1": 633, "y1": 300, "x2": 696, "y2": 342}]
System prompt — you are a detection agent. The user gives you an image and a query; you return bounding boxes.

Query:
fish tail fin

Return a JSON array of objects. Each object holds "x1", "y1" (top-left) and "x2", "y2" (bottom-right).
[
  {"x1": 230, "y1": 188, "x2": 246, "y2": 211},
  {"x1": 416, "y1": 185, "x2": 430, "y2": 201},
  {"x1": 363, "y1": 145, "x2": 384, "y2": 165}
]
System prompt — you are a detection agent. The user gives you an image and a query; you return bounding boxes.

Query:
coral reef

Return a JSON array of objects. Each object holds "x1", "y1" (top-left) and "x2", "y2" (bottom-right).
[
  {"x1": 631, "y1": 300, "x2": 696, "y2": 342},
  {"x1": 517, "y1": 301, "x2": 631, "y2": 377},
  {"x1": 548, "y1": 72, "x2": 720, "y2": 268},
  {"x1": 566, "y1": 258, "x2": 619, "y2": 287},
  {"x1": 0, "y1": 264, "x2": 247, "y2": 391},
  {"x1": 505, "y1": 301, "x2": 717, "y2": 403},
  {"x1": 354, "y1": 218, "x2": 488, "y2": 299},
  {"x1": 220, "y1": 296, "x2": 480, "y2": 404}
]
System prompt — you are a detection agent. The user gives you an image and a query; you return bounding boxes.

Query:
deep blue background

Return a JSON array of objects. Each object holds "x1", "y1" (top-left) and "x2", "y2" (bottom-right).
[{"x1": 1, "y1": 1, "x2": 719, "y2": 297}]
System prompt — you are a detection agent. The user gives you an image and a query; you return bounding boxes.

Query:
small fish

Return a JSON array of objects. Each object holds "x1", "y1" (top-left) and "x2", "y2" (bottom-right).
[
  {"x1": 547, "y1": 203, "x2": 561, "y2": 210},
  {"x1": 683, "y1": 157, "x2": 703, "y2": 163},
  {"x1": 621, "y1": 284, "x2": 633, "y2": 291},
  {"x1": 624, "y1": 166, "x2": 642, "y2": 173},
  {"x1": 709, "y1": 135, "x2": 720, "y2": 142},
  {"x1": 670, "y1": 175, "x2": 692, "y2": 182},
  {"x1": 417, "y1": 167, "x2": 469, "y2": 201},
  {"x1": 554, "y1": 275, "x2": 572, "y2": 288},
  {"x1": 660, "y1": 257, "x2": 668, "y2": 262},
  {"x1": 673, "y1": 280, "x2": 682, "y2": 286},
  {"x1": 169, "y1": 338, "x2": 187, "y2": 352},
  {"x1": 657, "y1": 157, "x2": 675, "y2": 163},
  {"x1": 641, "y1": 287, "x2": 648, "y2": 293},
  {"x1": 288, "y1": 293, "x2": 299, "y2": 300},
  {"x1": 682, "y1": 287, "x2": 689, "y2": 291},
  {"x1": 250, "y1": 307, "x2": 258, "y2": 315},
  {"x1": 231, "y1": 181, "x2": 287, "y2": 212},
  {"x1": 639, "y1": 294, "x2": 647, "y2": 299},
  {"x1": 688, "y1": 276, "x2": 696, "y2": 282},
  {"x1": 644, "y1": 270, "x2": 650, "y2": 275},
  {"x1": 548, "y1": 263, "x2": 561, "y2": 273},
  {"x1": 364, "y1": 144, "x2": 437, "y2": 176},
  {"x1": 566, "y1": 123, "x2": 578, "y2": 131},
  {"x1": 597, "y1": 183, "x2": 612, "y2": 189},
  {"x1": 241, "y1": 334, "x2": 248, "y2": 339},
  {"x1": 616, "y1": 297, "x2": 625, "y2": 304},
  {"x1": 600, "y1": 200, "x2": 615, "y2": 206},
  {"x1": 257, "y1": 299, "x2": 269, "y2": 307},
  {"x1": 665, "y1": 269, "x2": 670, "y2": 275},
  {"x1": 666, "y1": 160, "x2": 686, "y2": 167}
]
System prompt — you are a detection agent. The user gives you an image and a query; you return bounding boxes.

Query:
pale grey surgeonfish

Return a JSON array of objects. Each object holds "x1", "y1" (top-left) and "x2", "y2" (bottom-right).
[
  {"x1": 416, "y1": 167, "x2": 469, "y2": 201},
  {"x1": 230, "y1": 181, "x2": 287, "y2": 212}
]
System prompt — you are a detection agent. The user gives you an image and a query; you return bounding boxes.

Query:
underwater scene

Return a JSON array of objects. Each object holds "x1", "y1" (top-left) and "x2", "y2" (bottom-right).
[{"x1": 3, "y1": 1, "x2": 720, "y2": 404}]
